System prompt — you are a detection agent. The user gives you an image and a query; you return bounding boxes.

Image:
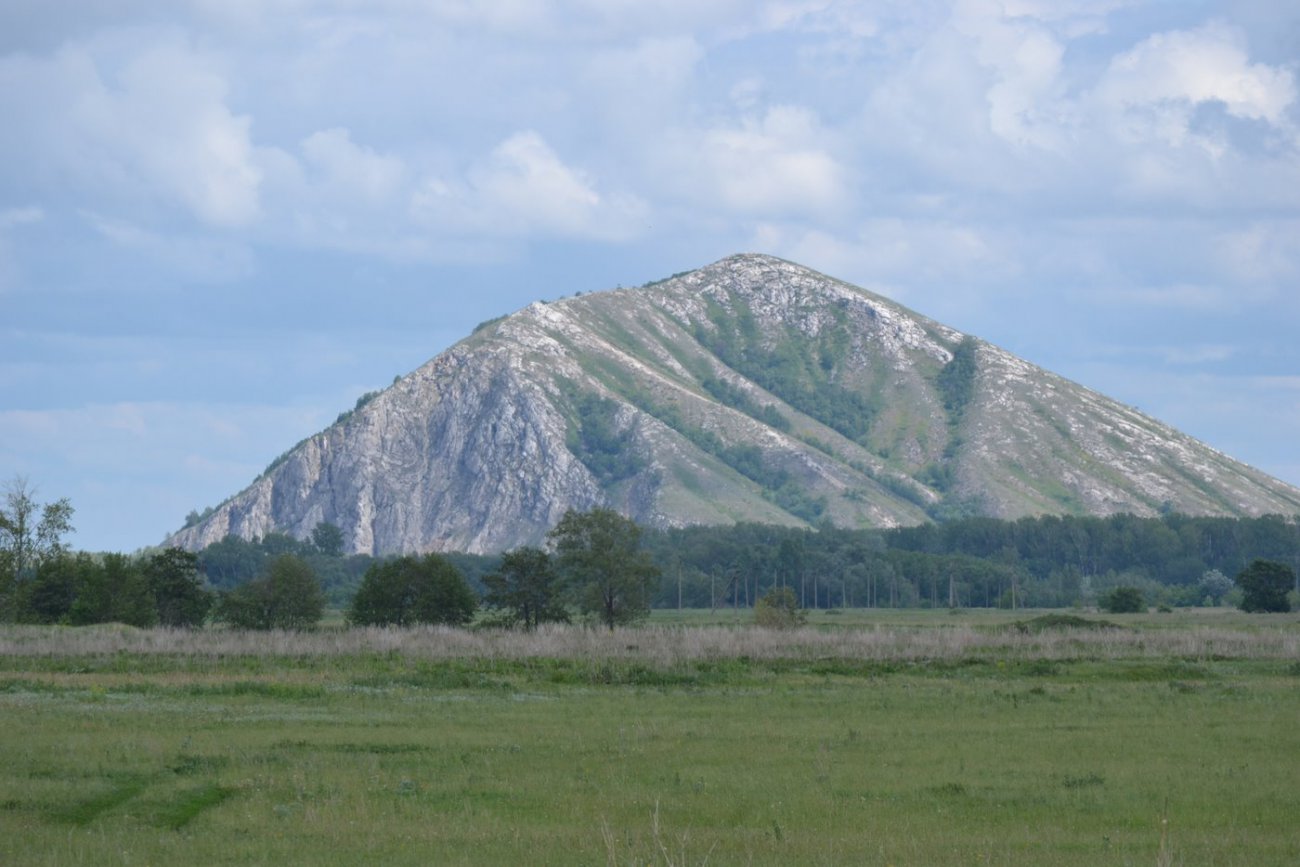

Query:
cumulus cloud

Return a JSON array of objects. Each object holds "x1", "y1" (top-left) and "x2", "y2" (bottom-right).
[
  {"x1": 0, "y1": 30, "x2": 263, "y2": 226},
  {"x1": 1095, "y1": 23, "x2": 1296, "y2": 130},
  {"x1": 749, "y1": 217, "x2": 1015, "y2": 312},
  {"x1": 411, "y1": 131, "x2": 647, "y2": 240},
  {"x1": 300, "y1": 128, "x2": 407, "y2": 205},
  {"x1": 585, "y1": 35, "x2": 703, "y2": 132},
  {"x1": 854, "y1": 8, "x2": 1298, "y2": 212},
  {"x1": 953, "y1": 8, "x2": 1068, "y2": 150},
  {"x1": 4, "y1": 0, "x2": 1300, "y2": 550},
  {"x1": 664, "y1": 105, "x2": 847, "y2": 217}
]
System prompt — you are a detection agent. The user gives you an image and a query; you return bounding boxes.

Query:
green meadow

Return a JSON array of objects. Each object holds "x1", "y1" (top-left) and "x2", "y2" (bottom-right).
[{"x1": 1, "y1": 610, "x2": 1298, "y2": 865}]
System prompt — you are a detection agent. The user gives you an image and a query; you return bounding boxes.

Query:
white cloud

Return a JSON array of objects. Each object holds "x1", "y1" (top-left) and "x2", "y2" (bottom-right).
[
  {"x1": 0, "y1": 206, "x2": 44, "y2": 229},
  {"x1": 300, "y1": 127, "x2": 407, "y2": 204},
  {"x1": 72, "y1": 37, "x2": 263, "y2": 226},
  {"x1": 665, "y1": 105, "x2": 847, "y2": 217},
  {"x1": 1097, "y1": 22, "x2": 1296, "y2": 129},
  {"x1": 751, "y1": 217, "x2": 1010, "y2": 292},
  {"x1": 954, "y1": 8, "x2": 1068, "y2": 149},
  {"x1": 585, "y1": 35, "x2": 703, "y2": 132},
  {"x1": 853, "y1": 8, "x2": 1300, "y2": 212},
  {"x1": 411, "y1": 131, "x2": 646, "y2": 240},
  {"x1": 0, "y1": 30, "x2": 263, "y2": 226}
]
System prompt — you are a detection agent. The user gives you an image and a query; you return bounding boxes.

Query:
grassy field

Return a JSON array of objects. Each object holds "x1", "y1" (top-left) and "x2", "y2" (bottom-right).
[{"x1": 1, "y1": 610, "x2": 1298, "y2": 865}]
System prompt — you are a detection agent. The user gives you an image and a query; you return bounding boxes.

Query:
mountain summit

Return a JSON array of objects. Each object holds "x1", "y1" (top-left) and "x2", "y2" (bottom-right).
[{"x1": 168, "y1": 255, "x2": 1300, "y2": 555}]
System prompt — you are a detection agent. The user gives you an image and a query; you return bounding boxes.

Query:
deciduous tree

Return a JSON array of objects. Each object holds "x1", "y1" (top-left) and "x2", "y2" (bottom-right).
[
  {"x1": 1235, "y1": 559, "x2": 1293, "y2": 613},
  {"x1": 69, "y1": 553, "x2": 157, "y2": 627},
  {"x1": 482, "y1": 547, "x2": 568, "y2": 629},
  {"x1": 548, "y1": 508, "x2": 659, "y2": 629},
  {"x1": 349, "y1": 554, "x2": 476, "y2": 627},
  {"x1": 145, "y1": 548, "x2": 213, "y2": 627},
  {"x1": 310, "y1": 522, "x2": 346, "y2": 558},
  {"x1": 1, "y1": 476, "x2": 73, "y2": 581},
  {"x1": 218, "y1": 554, "x2": 324, "y2": 629}
]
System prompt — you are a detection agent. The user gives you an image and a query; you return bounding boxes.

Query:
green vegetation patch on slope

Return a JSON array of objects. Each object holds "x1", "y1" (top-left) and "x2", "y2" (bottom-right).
[
  {"x1": 558, "y1": 381, "x2": 646, "y2": 485},
  {"x1": 699, "y1": 374, "x2": 791, "y2": 431},
  {"x1": 693, "y1": 297, "x2": 879, "y2": 445},
  {"x1": 617, "y1": 384, "x2": 826, "y2": 523},
  {"x1": 936, "y1": 336, "x2": 977, "y2": 420}
]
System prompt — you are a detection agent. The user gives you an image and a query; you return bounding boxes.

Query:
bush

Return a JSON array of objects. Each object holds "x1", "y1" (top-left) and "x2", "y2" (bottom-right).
[
  {"x1": 1098, "y1": 586, "x2": 1145, "y2": 614},
  {"x1": 217, "y1": 554, "x2": 324, "y2": 630},
  {"x1": 349, "y1": 554, "x2": 477, "y2": 626},
  {"x1": 754, "y1": 587, "x2": 806, "y2": 629},
  {"x1": 1235, "y1": 559, "x2": 1294, "y2": 613},
  {"x1": 1010, "y1": 614, "x2": 1120, "y2": 634}
]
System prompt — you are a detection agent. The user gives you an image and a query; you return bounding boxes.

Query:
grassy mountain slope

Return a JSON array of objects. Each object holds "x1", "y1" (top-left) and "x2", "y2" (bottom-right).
[{"x1": 166, "y1": 255, "x2": 1300, "y2": 554}]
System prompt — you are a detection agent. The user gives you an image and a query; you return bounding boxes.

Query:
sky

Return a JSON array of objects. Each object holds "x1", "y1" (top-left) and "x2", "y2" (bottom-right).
[{"x1": 2, "y1": 0, "x2": 1298, "y2": 553}]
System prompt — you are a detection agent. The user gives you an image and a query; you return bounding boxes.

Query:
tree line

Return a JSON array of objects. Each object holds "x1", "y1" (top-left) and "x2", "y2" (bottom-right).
[
  {"x1": 4, "y1": 474, "x2": 1296, "y2": 629},
  {"x1": 0, "y1": 477, "x2": 659, "y2": 630},
  {"x1": 640, "y1": 511, "x2": 1300, "y2": 610}
]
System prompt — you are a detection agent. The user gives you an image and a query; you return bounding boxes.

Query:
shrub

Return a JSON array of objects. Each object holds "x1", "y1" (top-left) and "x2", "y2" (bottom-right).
[
  {"x1": 349, "y1": 554, "x2": 477, "y2": 627},
  {"x1": 1099, "y1": 586, "x2": 1145, "y2": 614},
  {"x1": 754, "y1": 587, "x2": 806, "y2": 629},
  {"x1": 1011, "y1": 614, "x2": 1120, "y2": 633},
  {"x1": 1235, "y1": 559, "x2": 1294, "y2": 613},
  {"x1": 217, "y1": 554, "x2": 324, "y2": 630}
]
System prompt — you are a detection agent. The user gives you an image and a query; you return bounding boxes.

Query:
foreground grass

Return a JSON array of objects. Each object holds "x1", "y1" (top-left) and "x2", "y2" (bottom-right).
[{"x1": 1, "y1": 612, "x2": 1298, "y2": 865}]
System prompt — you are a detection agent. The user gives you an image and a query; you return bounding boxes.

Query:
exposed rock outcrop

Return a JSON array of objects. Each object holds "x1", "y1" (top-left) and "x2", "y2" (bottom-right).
[{"x1": 167, "y1": 255, "x2": 1300, "y2": 554}]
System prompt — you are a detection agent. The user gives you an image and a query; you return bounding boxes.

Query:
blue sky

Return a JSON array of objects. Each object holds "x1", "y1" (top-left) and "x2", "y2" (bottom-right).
[{"x1": 2, "y1": 0, "x2": 1298, "y2": 552}]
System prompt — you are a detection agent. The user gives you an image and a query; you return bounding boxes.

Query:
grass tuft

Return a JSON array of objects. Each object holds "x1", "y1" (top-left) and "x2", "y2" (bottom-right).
[{"x1": 157, "y1": 783, "x2": 237, "y2": 830}]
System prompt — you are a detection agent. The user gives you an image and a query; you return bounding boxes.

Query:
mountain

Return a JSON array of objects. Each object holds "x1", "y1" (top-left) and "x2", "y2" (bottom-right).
[{"x1": 166, "y1": 254, "x2": 1300, "y2": 555}]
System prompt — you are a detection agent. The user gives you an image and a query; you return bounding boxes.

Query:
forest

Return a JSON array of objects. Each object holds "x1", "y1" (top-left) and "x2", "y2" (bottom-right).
[
  {"x1": 641, "y1": 511, "x2": 1300, "y2": 610},
  {"x1": 166, "y1": 510, "x2": 1300, "y2": 613},
  {"x1": 4, "y1": 469, "x2": 1299, "y2": 624}
]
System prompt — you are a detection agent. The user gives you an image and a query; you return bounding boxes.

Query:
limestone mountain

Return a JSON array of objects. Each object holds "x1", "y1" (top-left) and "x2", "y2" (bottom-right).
[{"x1": 167, "y1": 254, "x2": 1300, "y2": 555}]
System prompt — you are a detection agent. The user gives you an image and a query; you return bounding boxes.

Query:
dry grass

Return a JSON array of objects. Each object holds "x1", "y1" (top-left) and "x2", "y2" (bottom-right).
[{"x1": 1, "y1": 618, "x2": 1295, "y2": 664}]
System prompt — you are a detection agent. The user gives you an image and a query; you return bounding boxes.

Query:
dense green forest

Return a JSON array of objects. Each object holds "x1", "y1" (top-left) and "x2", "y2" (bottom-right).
[
  {"x1": 641, "y1": 512, "x2": 1300, "y2": 609},
  {"x1": 193, "y1": 511, "x2": 1300, "y2": 612},
  {"x1": 4, "y1": 469, "x2": 1298, "y2": 624}
]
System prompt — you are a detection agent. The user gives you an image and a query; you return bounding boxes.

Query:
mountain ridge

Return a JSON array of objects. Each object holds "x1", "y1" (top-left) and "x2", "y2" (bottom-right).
[{"x1": 167, "y1": 254, "x2": 1300, "y2": 555}]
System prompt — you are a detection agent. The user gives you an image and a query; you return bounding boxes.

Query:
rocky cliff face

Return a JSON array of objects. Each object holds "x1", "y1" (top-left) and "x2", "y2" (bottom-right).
[{"x1": 166, "y1": 254, "x2": 1300, "y2": 555}]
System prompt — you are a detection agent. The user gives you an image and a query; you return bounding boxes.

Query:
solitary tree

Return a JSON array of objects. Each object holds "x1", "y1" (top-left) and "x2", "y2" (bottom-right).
[
  {"x1": 482, "y1": 546, "x2": 568, "y2": 629},
  {"x1": 349, "y1": 554, "x2": 476, "y2": 627},
  {"x1": 1234, "y1": 559, "x2": 1293, "y2": 613},
  {"x1": 310, "y1": 522, "x2": 346, "y2": 558},
  {"x1": 548, "y1": 508, "x2": 659, "y2": 630},
  {"x1": 1198, "y1": 569, "x2": 1234, "y2": 606},
  {"x1": 144, "y1": 548, "x2": 213, "y2": 627},
  {"x1": 1, "y1": 477, "x2": 74, "y2": 581},
  {"x1": 218, "y1": 554, "x2": 324, "y2": 629}
]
